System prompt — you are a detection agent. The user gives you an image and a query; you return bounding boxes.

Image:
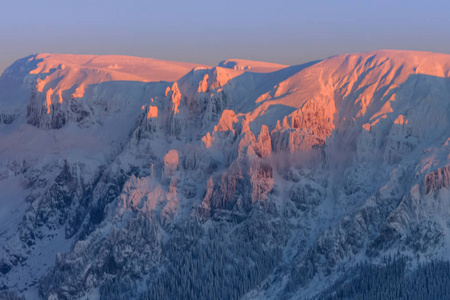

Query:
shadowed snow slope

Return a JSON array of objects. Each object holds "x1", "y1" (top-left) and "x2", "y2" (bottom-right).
[{"x1": 0, "y1": 50, "x2": 449, "y2": 300}]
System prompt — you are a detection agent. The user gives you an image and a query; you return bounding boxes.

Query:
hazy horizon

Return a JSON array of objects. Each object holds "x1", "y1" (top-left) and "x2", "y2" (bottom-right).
[{"x1": 1, "y1": 0, "x2": 450, "y2": 74}]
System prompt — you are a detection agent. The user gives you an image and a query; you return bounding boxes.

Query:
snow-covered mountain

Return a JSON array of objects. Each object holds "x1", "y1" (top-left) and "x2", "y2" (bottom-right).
[{"x1": 0, "y1": 50, "x2": 449, "y2": 299}]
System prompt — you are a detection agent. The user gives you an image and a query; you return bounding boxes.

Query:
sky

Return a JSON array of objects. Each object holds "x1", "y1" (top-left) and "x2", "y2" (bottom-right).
[{"x1": 1, "y1": 0, "x2": 450, "y2": 73}]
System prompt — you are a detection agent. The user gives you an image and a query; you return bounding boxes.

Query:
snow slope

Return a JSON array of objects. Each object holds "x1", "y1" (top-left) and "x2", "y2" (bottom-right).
[
  {"x1": 0, "y1": 53, "x2": 207, "y2": 297},
  {"x1": 219, "y1": 58, "x2": 288, "y2": 73},
  {"x1": 0, "y1": 50, "x2": 449, "y2": 299}
]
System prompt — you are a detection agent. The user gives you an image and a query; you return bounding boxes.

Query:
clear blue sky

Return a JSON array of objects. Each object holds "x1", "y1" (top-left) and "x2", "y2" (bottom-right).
[{"x1": 1, "y1": 0, "x2": 449, "y2": 73}]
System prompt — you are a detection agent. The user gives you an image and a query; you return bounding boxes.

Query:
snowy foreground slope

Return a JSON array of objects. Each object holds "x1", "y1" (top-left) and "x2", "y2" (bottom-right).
[{"x1": 0, "y1": 50, "x2": 449, "y2": 299}]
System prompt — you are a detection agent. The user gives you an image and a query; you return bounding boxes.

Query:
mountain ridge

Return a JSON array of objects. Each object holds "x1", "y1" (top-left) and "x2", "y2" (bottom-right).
[{"x1": 0, "y1": 49, "x2": 449, "y2": 299}]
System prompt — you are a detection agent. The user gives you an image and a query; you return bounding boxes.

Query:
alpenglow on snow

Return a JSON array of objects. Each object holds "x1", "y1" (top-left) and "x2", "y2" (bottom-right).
[{"x1": 0, "y1": 50, "x2": 449, "y2": 300}]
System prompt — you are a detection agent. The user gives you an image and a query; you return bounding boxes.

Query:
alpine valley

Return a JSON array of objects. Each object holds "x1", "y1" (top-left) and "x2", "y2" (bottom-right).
[{"x1": 0, "y1": 50, "x2": 449, "y2": 299}]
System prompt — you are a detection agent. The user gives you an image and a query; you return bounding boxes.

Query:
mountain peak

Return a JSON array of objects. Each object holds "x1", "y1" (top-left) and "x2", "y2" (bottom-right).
[{"x1": 1, "y1": 50, "x2": 450, "y2": 299}]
